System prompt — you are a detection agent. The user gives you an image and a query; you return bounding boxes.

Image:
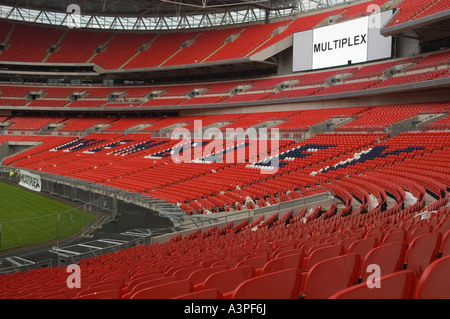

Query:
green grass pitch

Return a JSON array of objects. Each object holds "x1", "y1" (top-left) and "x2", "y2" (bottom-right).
[{"x1": 0, "y1": 180, "x2": 96, "y2": 251}]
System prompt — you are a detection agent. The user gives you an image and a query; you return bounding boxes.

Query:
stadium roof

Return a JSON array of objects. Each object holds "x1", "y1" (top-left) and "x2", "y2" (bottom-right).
[
  {"x1": 0, "y1": 0, "x2": 301, "y2": 17},
  {"x1": 0, "y1": 0, "x2": 355, "y2": 30}
]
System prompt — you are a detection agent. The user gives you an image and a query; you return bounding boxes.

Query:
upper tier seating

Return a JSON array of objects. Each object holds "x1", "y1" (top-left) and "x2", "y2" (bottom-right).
[
  {"x1": 272, "y1": 107, "x2": 369, "y2": 132},
  {"x1": 337, "y1": 0, "x2": 391, "y2": 22},
  {"x1": 57, "y1": 118, "x2": 118, "y2": 133},
  {"x1": 7, "y1": 117, "x2": 66, "y2": 131},
  {"x1": 90, "y1": 33, "x2": 157, "y2": 70},
  {"x1": 162, "y1": 28, "x2": 238, "y2": 66},
  {"x1": 251, "y1": 8, "x2": 344, "y2": 55},
  {"x1": 0, "y1": 98, "x2": 29, "y2": 107}
]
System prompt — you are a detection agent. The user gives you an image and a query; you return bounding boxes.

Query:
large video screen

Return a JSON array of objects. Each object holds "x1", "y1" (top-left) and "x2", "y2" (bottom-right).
[{"x1": 293, "y1": 10, "x2": 393, "y2": 72}]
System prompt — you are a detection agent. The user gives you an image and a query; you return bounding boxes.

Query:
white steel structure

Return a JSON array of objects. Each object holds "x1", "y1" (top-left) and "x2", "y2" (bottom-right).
[{"x1": 0, "y1": 0, "x2": 357, "y2": 30}]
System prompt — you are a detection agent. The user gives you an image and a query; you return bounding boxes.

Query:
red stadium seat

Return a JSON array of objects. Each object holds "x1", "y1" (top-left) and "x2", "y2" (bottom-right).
[
  {"x1": 122, "y1": 276, "x2": 178, "y2": 299},
  {"x1": 301, "y1": 244, "x2": 345, "y2": 271},
  {"x1": 359, "y1": 241, "x2": 408, "y2": 282},
  {"x1": 439, "y1": 230, "x2": 450, "y2": 258},
  {"x1": 202, "y1": 266, "x2": 255, "y2": 299},
  {"x1": 187, "y1": 265, "x2": 228, "y2": 290},
  {"x1": 235, "y1": 255, "x2": 268, "y2": 274},
  {"x1": 381, "y1": 230, "x2": 407, "y2": 245},
  {"x1": 347, "y1": 236, "x2": 379, "y2": 260},
  {"x1": 261, "y1": 253, "x2": 303, "y2": 275}
]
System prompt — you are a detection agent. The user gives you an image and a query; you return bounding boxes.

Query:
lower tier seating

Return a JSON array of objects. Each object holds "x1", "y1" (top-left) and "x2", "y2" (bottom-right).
[{"x1": 0, "y1": 202, "x2": 448, "y2": 299}]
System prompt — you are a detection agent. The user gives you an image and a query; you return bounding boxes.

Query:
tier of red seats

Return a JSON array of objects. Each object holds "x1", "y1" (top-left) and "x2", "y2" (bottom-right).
[
  {"x1": 7, "y1": 117, "x2": 66, "y2": 131},
  {"x1": 102, "y1": 118, "x2": 159, "y2": 132},
  {"x1": 65, "y1": 100, "x2": 105, "y2": 108},
  {"x1": 0, "y1": 135, "x2": 76, "y2": 162},
  {"x1": 57, "y1": 118, "x2": 117, "y2": 132},
  {"x1": 251, "y1": 8, "x2": 343, "y2": 55},
  {"x1": 245, "y1": 75, "x2": 299, "y2": 92},
  {"x1": 293, "y1": 68, "x2": 358, "y2": 87},
  {"x1": 5, "y1": 128, "x2": 449, "y2": 217},
  {"x1": 42, "y1": 87, "x2": 79, "y2": 99},
  {"x1": 220, "y1": 92, "x2": 274, "y2": 104},
  {"x1": 337, "y1": 0, "x2": 390, "y2": 23},
  {"x1": 315, "y1": 80, "x2": 380, "y2": 95},
  {"x1": 162, "y1": 84, "x2": 206, "y2": 97},
  {"x1": 422, "y1": 115, "x2": 450, "y2": 131},
  {"x1": 140, "y1": 97, "x2": 186, "y2": 107},
  {"x1": 179, "y1": 95, "x2": 227, "y2": 106},
  {"x1": 204, "y1": 21, "x2": 289, "y2": 62},
  {"x1": 335, "y1": 102, "x2": 450, "y2": 132},
  {"x1": 370, "y1": 69, "x2": 449, "y2": 89},
  {"x1": 162, "y1": 28, "x2": 238, "y2": 66},
  {"x1": 0, "y1": 85, "x2": 35, "y2": 97},
  {"x1": 90, "y1": 33, "x2": 157, "y2": 70},
  {"x1": 123, "y1": 32, "x2": 199, "y2": 69},
  {"x1": 0, "y1": 21, "x2": 12, "y2": 44},
  {"x1": 202, "y1": 81, "x2": 251, "y2": 95},
  {"x1": 344, "y1": 57, "x2": 419, "y2": 81},
  {"x1": 2, "y1": 101, "x2": 448, "y2": 136},
  {"x1": 0, "y1": 203, "x2": 448, "y2": 299},
  {"x1": 264, "y1": 87, "x2": 323, "y2": 100}
]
